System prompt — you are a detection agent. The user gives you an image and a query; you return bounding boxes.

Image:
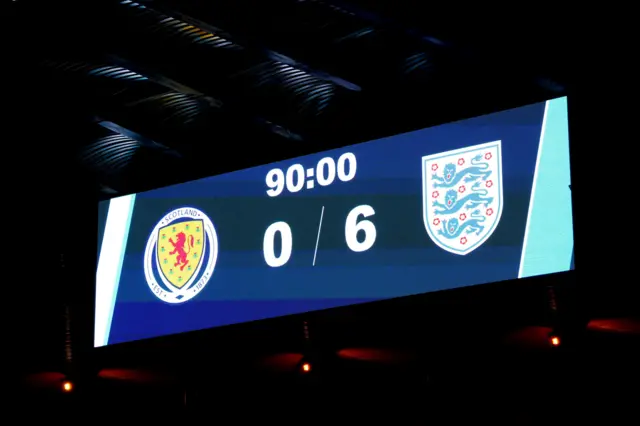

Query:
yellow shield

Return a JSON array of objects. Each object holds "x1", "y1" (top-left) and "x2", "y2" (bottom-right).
[{"x1": 156, "y1": 219, "x2": 205, "y2": 289}]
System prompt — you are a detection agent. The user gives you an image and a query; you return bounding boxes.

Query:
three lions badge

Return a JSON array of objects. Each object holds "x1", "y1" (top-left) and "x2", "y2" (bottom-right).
[
  {"x1": 422, "y1": 141, "x2": 503, "y2": 255},
  {"x1": 144, "y1": 207, "x2": 219, "y2": 303}
]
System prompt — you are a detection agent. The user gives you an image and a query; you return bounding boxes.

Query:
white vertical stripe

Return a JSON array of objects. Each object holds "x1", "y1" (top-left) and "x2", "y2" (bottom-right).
[
  {"x1": 518, "y1": 101, "x2": 549, "y2": 278},
  {"x1": 312, "y1": 206, "x2": 325, "y2": 266},
  {"x1": 94, "y1": 194, "x2": 136, "y2": 347}
]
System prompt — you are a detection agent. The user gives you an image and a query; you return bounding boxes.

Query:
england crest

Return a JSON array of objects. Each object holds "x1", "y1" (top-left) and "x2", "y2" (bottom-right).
[{"x1": 422, "y1": 140, "x2": 503, "y2": 255}]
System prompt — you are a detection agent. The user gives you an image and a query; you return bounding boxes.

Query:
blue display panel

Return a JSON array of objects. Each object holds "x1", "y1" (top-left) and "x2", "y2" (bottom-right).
[{"x1": 95, "y1": 96, "x2": 573, "y2": 347}]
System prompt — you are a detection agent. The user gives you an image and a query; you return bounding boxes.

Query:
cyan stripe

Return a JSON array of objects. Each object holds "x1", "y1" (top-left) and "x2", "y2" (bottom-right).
[
  {"x1": 94, "y1": 194, "x2": 136, "y2": 347},
  {"x1": 519, "y1": 97, "x2": 573, "y2": 278}
]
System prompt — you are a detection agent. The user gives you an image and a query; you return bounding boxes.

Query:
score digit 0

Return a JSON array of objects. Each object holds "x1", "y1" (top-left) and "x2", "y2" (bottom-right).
[
  {"x1": 265, "y1": 152, "x2": 357, "y2": 197},
  {"x1": 263, "y1": 221, "x2": 293, "y2": 268},
  {"x1": 263, "y1": 204, "x2": 377, "y2": 267}
]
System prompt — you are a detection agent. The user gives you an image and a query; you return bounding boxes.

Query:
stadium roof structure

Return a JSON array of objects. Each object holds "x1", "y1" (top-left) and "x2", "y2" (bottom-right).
[{"x1": 11, "y1": 0, "x2": 571, "y2": 198}]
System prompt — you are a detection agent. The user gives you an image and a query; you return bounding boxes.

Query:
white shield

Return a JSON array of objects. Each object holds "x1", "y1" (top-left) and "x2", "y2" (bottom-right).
[{"x1": 422, "y1": 140, "x2": 503, "y2": 255}]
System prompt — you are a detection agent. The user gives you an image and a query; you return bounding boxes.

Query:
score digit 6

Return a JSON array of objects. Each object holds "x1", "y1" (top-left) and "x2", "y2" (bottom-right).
[{"x1": 345, "y1": 205, "x2": 377, "y2": 253}]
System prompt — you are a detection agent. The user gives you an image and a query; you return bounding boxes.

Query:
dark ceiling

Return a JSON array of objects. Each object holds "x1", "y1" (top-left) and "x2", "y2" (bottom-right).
[{"x1": 11, "y1": 0, "x2": 572, "y2": 199}]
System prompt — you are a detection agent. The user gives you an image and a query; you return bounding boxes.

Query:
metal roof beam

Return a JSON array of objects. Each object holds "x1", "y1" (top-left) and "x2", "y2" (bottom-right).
[
  {"x1": 303, "y1": 0, "x2": 447, "y2": 47},
  {"x1": 96, "y1": 120, "x2": 181, "y2": 156},
  {"x1": 103, "y1": 54, "x2": 298, "y2": 143},
  {"x1": 137, "y1": 0, "x2": 361, "y2": 92},
  {"x1": 105, "y1": 54, "x2": 215, "y2": 101}
]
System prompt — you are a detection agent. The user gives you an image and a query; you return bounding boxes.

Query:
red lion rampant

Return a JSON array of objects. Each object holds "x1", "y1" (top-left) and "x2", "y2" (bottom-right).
[{"x1": 168, "y1": 232, "x2": 194, "y2": 271}]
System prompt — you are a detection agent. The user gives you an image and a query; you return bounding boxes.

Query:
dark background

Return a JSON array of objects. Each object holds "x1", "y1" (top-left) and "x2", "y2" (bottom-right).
[{"x1": 9, "y1": 0, "x2": 637, "y2": 422}]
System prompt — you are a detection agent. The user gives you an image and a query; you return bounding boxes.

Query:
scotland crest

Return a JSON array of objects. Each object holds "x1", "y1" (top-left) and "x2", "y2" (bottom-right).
[{"x1": 422, "y1": 140, "x2": 503, "y2": 255}]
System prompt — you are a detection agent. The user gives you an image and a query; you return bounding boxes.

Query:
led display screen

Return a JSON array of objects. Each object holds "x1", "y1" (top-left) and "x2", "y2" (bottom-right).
[{"x1": 95, "y1": 96, "x2": 573, "y2": 347}]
